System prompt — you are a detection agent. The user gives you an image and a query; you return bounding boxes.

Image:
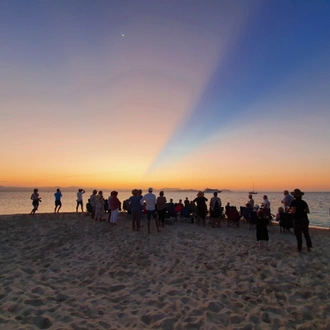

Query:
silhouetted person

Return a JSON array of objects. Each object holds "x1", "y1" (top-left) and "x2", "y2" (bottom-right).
[
  {"x1": 140, "y1": 188, "x2": 159, "y2": 234},
  {"x1": 30, "y1": 188, "x2": 41, "y2": 216},
  {"x1": 157, "y1": 191, "x2": 167, "y2": 228},
  {"x1": 54, "y1": 188, "x2": 62, "y2": 213},
  {"x1": 76, "y1": 189, "x2": 85, "y2": 212},
  {"x1": 193, "y1": 191, "x2": 208, "y2": 226},
  {"x1": 290, "y1": 189, "x2": 312, "y2": 252},
  {"x1": 281, "y1": 190, "x2": 293, "y2": 212},
  {"x1": 128, "y1": 189, "x2": 142, "y2": 231},
  {"x1": 90, "y1": 189, "x2": 97, "y2": 219}
]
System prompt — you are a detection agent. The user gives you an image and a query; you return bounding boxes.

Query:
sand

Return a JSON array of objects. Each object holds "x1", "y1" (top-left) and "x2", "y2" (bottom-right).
[{"x1": 0, "y1": 212, "x2": 330, "y2": 330}]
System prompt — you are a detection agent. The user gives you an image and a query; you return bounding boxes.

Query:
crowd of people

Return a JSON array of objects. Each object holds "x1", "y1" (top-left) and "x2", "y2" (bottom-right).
[{"x1": 29, "y1": 188, "x2": 312, "y2": 252}]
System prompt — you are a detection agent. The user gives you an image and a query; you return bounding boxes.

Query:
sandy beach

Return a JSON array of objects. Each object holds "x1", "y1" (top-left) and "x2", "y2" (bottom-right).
[{"x1": 0, "y1": 213, "x2": 329, "y2": 330}]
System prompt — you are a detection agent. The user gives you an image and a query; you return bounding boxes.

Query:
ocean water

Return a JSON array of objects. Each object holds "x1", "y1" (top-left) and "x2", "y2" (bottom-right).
[{"x1": 1, "y1": 191, "x2": 329, "y2": 228}]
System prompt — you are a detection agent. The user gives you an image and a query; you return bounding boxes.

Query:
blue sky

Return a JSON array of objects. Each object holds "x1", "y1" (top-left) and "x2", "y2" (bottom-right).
[{"x1": 147, "y1": 0, "x2": 330, "y2": 172}]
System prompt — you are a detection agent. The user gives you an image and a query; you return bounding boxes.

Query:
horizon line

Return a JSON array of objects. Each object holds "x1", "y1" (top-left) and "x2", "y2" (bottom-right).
[{"x1": 0, "y1": 185, "x2": 329, "y2": 193}]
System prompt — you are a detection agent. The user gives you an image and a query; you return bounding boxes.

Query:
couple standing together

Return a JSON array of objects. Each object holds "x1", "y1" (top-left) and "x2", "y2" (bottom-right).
[{"x1": 129, "y1": 187, "x2": 164, "y2": 234}]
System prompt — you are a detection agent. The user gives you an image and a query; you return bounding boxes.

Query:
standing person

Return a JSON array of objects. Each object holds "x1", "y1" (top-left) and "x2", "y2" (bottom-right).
[
  {"x1": 109, "y1": 191, "x2": 121, "y2": 226},
  {"x1": 107, "y1": 193, "x2": 112, "y2": 222},
  {"x1": 90, "y1": 190, "x2": 97, "y2": 219},
  {"x1": 128, "y1": 189, "x2": 142, "y2": 231},
  {"x1": 248, "y1": 194, "x2": 255, "y2": 209},
  {"x1": 30, "y1": 188, "x2": 41, "y2": 216},
  {"x1": 290, "y1": 189, "x2": 312, "y2": 252},
  {"x1": 261, "y1": 194, "x2": 271, "y2": 222},
  {"x1": 54, "y1": 188, "x2": 62, "y2": 213},
  {"x1": 140, "y1": 188, "x2": 159, "y2": 234},
  {"x1": 156, "y1": 191, "x2": 167, "y2": 228},
  {"x1": 210, "y1": 192, "x2": 222, "y2": 219},
  {"x1": 281, "y1": 190, "x2": 294, "y2": 212},
  {"x1": 76, "y1": 189, "x2": 85, "y2": 212},
  {"x1": 193, "y1": 191, "x2": 208, "y2": 226},
  {"x1": 249, "y1": 204, "x2": 259, "y2": 227},
  {"x1": 261, "y1": 195, "x2": 270, "y2": 209},
  {"x1": 138, "y1": 189, "x2": 144, "y2": 227},
  {"x1": 189, "y1": 200, "x2": 196, "y2": 223},
  {"x1": 95, "y1": 191, "x2": 105, "y2": 221},
  {"x1": 256, "y1": 209, "x2": 269, "y2": 249}
]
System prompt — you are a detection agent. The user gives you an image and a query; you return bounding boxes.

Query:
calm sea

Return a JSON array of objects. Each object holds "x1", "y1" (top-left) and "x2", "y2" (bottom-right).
[{"x1": 0, "y1": 191, "x2": 329, "y2": 228}]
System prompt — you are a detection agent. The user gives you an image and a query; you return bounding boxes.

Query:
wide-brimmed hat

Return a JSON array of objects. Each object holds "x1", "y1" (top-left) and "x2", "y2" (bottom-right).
[
  {"x1": 291, "y1": 188, "x2": 304, "y2": 197},
  {"x1": 197, "y1": 191, "x2": 204, "y2": 197}
]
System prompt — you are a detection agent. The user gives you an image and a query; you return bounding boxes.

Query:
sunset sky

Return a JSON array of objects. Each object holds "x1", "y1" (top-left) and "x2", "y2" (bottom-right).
[{"x1": 1, "y1": 0, "x2": 330, "y2": 191}]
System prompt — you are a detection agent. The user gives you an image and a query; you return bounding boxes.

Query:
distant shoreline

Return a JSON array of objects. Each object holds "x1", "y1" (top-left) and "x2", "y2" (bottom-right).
[
  {"x1": 1, "y1": 188, "x2": 329, "y2": 193},
  {"x1": 0, "y1": 186, "x2": 234, "y2": 193}
]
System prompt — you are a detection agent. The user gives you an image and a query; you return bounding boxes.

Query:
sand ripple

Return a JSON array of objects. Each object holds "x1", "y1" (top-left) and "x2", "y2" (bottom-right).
[{"x1": 0, "y1": 213, "x2": 330, "y2": 329}]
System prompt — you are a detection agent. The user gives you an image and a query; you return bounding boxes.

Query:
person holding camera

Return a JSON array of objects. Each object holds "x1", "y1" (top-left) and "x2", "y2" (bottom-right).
[{"x1": 76, "y1": 189, "x2": 86, "y2": 212}]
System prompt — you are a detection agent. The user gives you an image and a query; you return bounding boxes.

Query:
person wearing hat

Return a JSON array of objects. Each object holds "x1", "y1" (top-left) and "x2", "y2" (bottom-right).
[
  {"x1": 290, "y1": 189, "x2": 312, "y2": 252},
  {"x1": 140, "y1": 187, "x2": 160, "y2": 234}
]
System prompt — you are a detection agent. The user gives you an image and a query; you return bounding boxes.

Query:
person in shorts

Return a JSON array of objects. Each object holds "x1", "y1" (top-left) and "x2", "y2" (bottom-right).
[
  {"x1": 76, "y1": 189, "x2": 85, "y2": 212},
  {"x1": 140, "y1": 188, "x2": 160, "y2": 234},
  {"x1": 54, "y1": 188, "x2": 62, "y2": 213},
  {"x1": 30, "y1": 188, "x2": 41, "y2": 216}
]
